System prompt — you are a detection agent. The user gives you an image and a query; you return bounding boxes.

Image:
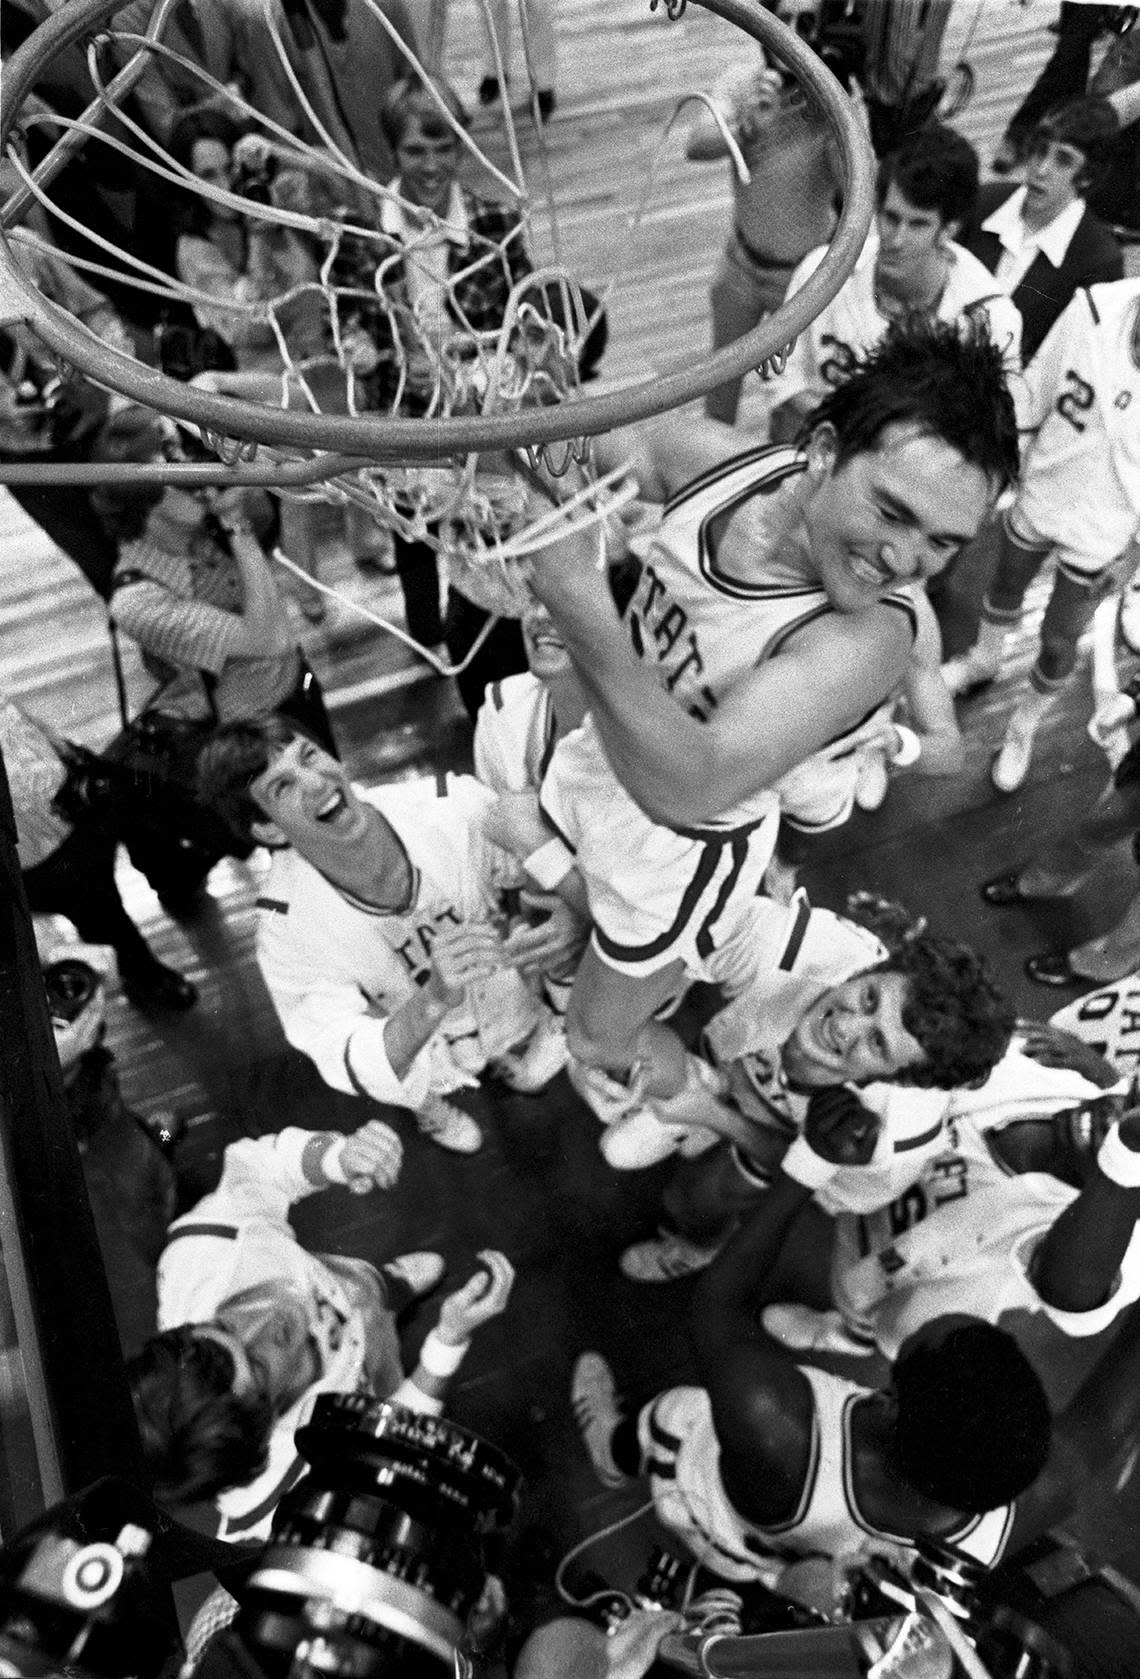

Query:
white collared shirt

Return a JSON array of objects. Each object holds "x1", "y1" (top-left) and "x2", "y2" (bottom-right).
[
  {"x1": 983, "y1": 186, "x2": 1086, "y2": 294},
  {"x1": 379, "y1": 180, "x2": 469, "y2": 341}
]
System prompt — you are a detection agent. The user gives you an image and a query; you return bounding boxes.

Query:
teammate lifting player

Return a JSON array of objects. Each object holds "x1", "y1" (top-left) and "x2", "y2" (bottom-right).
[{"x1": 501, "y1": 318, "x2": 1020, "y2": 1114}]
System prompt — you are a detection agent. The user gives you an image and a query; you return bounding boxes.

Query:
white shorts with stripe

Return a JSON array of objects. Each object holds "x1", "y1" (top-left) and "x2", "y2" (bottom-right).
[{"x1": 540, "y1": 720, "x2": 779, "y2": 982}]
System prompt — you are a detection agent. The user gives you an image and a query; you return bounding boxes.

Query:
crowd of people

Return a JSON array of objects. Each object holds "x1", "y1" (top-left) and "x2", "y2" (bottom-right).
[{"x1": 6, "y1": 1, "x2": 1140, "y2": 1674}]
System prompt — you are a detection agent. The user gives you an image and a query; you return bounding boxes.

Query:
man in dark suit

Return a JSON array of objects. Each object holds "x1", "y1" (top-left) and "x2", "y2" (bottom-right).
[{"x1": 962, "y1": 98, "x2": 1122, "y2": 364}]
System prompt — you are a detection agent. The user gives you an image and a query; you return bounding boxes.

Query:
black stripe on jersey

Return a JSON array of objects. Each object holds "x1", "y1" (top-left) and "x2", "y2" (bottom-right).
[
  {"x1": 536, "y1": 798, "x2": 578, "y2": 856},
  {"x1": 778, "y1": 891, "x2": 812, "y2": 972},
  {"x1": 435, "y1": 772, "x2": 448, "y2": 798},
  {"x1": 163, "y1": 1222, "x2": 239, "y2": 1244},
  {"x1": 256, "y1": 896, "x2": 289, "y2": 915},
  {"x1": 538, "y1": 692, "x2": 558, "y2": 781},
  {"x1": 491, "y1": 682, "x2": 505, "y2": 711},
  {"x1": 663, "y1": 442, "x2": 798, "y2": 521},
  {"x1": 893, "y1": 1117, "x2": 947, "y2": 1154},
  {"x1": 1085, "y1": 286, "x2": 1100, "y2": 326},
  {"x1": 594, "y1": 838, "x2": 724, "y2": 964},
  {"x1": 695, "y1": 834, "x2": 748, "y2": 959}
]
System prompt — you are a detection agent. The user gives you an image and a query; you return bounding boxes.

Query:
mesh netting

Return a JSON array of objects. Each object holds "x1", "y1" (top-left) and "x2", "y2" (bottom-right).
[{"x1": 0, "y1": 0, "x2": 873, "y2": 649}]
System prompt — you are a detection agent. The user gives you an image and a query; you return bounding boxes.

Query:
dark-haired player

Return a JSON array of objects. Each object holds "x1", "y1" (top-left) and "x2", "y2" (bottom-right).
[
  {"x1": 509, "y1": 318, "x2": 1020, "y2": 1116},
  {"x1": 573, "y1": 1097, "x2": 1053, "y2": 1597},
  {"x1": 768, "y1": 122, "x2": 1022, "y2": 441}
]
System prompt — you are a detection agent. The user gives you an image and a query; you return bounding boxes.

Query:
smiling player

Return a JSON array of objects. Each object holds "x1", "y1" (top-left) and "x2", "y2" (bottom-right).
[
  {"x1": 519, "y1": 318, "x2": 1019, "y2": 1116},
  {"x1": 197, "y1": 720, "x2": 570, "y2": 1154}
]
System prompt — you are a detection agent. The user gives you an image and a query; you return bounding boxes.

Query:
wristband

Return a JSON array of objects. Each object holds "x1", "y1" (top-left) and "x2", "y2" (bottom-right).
[
  {"x1": 889, "y1": 724, "x2": 922, "y2": 767},
  {"x1": 418, "y1": 1330, "x2": 470, "y2": 1378},
  {"x1": 524, "y1": 836, "x2": 575, "y2": 891},
  {"x1": 320, "y1": 1138, "x2": 351, "y2": 1185},
  {"x1": 1097, "y1": 1123, "x2": 1140, "y2": 1189},
  {"x1": 780, "y1": 1134, "x2": 840, "y2": 1190}
]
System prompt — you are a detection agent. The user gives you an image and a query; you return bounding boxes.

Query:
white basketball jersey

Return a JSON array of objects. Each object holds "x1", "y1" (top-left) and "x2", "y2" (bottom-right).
[
  {"x1": 1021, "y1": 280, "x2": 1140, "y2": 525},
  {"x1": 622, "y1": 444, "x2": 917, "y2": 722}
]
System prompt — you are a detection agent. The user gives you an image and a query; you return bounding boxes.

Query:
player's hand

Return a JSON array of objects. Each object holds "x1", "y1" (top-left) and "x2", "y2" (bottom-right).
[
  {"x1": 803, "y1": 1086, "x2": 881, "y2": 1167},
  {"x1": 1017, "y1": 1021, "x2": 1119, "y2": 1088},
  {"x1": 485, "y1": 791, "x2": 549, "y2": 862},
  {"x1": 435, "y1": 1250, "x2": 515, "y2": 1343},
  {"x1": 336, "y1": 1119, "x2": 403, "y2": 1192},
  {"x1": 426, "y1": 922, "x2": 506, "y2": 1008},
  {"x1": 1089, "y1": 691, "x2": 1136, "y2": 748},
  {"x1": 503, "y1": 890, "x2": 589, "y2": 974}
]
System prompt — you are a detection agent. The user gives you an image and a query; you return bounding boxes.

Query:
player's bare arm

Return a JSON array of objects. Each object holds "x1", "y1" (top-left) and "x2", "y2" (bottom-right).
[
  {"x1": 1029, "y1": 1105, "x2": 1140, "y2": 1315},
  {"x1": 901, "y1": 590, "x2": 965, "y2": 776},
  {"x1": 589, "y1": 411, "x2": 746, "y2": 504},
  {"x1": 537, "y1": 578, "x2": 915, "y2": 826}
]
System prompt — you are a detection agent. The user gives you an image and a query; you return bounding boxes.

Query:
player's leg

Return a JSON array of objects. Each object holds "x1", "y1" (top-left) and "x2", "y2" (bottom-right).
[
  {"x1": 566, "y1": 941, "x2": 689, "y2": 1098},
  {"x1": 993, "y1": 565, "x2": 1104, "y2": 793},
  {"x1": 942, "y1": 507, "x2": 1052, "y2": 697}
]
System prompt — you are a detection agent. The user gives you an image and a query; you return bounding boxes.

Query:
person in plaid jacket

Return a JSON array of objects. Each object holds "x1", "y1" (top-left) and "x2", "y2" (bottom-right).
[{"x1": 332, "y1": 75, "x2": 534, "y2": 653}]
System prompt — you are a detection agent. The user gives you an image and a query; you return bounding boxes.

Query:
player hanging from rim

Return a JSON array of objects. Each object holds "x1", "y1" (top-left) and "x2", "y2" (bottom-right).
[{"x1": 495, "y1": 318, "x2": 1020, "y2": 1115}]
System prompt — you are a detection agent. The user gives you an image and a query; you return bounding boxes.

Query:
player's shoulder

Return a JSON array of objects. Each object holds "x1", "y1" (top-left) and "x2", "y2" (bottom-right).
[
  {"x1": 480, "y1": 671, "x2": 543, "y2": 719},
  {"x1": 1085, "y1": 276, "x2": 1140, "y2": 332}
]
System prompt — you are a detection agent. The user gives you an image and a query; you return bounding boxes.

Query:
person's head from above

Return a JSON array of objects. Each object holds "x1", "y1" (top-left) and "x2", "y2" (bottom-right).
[
  {"x1": 1023, "y1": 98, "x2": 1119, "y2": 232},
  {"x1": 520, "y1": 595, "x2": 572, "y2": 681},
  {"x1": 381, "y1": 76, "x2": 467, "y2": 216},
  {"x1": 199, "y1": 717, "x2": 372, "y2": 865},
  {"x1": 796, "y1": 317, "x2": 1019, "y2": 611},
  {"x1": 169, "y1": 108, "x2": 248, "y2": 231},
  {"x1": 781, "y1": 932, "x2": 1015, "y2": 1091},
  {"x1": 129, "y1": 1324, "x2": 276, "y2": 1506},
  {"x1": 885, "y1": 1316, "x2": 1051, "y2": 1514},
  {"x1": 88, "y1": 405, "x2": 171, "y2": 544},
  {"x1": 875, "y1": 124, "x2": 980, "y2": 297}
]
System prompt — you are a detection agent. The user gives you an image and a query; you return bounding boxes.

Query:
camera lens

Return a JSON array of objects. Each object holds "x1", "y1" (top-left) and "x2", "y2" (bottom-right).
[{"x1": 232, "y1": 1394, "x2": 521, "y2": 1677}]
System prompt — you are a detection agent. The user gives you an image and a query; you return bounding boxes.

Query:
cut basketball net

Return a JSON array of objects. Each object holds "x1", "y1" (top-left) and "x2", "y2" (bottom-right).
[{"x1": 0, "y1": 0, "x2": 874, "y2": 661}]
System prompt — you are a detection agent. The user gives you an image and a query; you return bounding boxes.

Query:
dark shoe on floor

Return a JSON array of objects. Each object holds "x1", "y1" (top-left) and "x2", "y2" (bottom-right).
[
  {"x1": 1024, "y1": 952, "x2": 1082, "y2": 987},
  {"x1": 122, "y1": 961, "x2": 199, "y2": 1011},
  {"x1": 536, "y1": 88, "x2": 556, "y2": 123},
  {"x1": 981, "y1": 870, "x2": 1029, "y2": 907},
  {"x1": 478, "y1": 75, "x2": 505, "y2": 106}
]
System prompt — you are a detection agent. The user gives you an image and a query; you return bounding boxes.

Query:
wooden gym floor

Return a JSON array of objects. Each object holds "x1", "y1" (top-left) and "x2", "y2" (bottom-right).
[{"x1": 5, "y1": 0, "x2": 1140, "y2": 1626}]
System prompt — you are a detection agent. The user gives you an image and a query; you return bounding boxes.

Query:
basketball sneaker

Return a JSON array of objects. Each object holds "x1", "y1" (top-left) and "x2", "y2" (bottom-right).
[
  {"x1": 571, "y1": 1353, "x2": 630, "y2": 1488},
  {"x1": 619, "y1": 1229, "x2": 723, "y2": 1283},
  {"x1": 493, "y1": 1007, "x2": 569, "y2": 1094}
]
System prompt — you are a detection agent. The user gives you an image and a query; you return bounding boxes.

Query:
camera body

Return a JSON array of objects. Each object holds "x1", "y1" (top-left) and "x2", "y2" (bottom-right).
[
  {"x1": 200, "y1": 1394, "x2": 521, "y2": 1678},
  {"x1": 232, "y1": 151, "x2": 278, "y2": 208}
]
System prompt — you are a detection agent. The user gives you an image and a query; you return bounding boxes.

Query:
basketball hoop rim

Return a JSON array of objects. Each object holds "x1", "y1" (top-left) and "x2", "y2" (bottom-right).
[{"x1": 0, "y1": 0, "x2": 876, "y2": 465}]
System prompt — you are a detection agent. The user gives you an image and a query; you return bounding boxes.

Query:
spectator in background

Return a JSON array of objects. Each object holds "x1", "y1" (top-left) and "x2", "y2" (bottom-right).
[
  {"x1": 768, "y1": 124, "x2": 1022, "y2": 444},
  {"x1": 98, "y1": 446, "x2": 336, "y2": 752},
  {"x1": 993, "y1": 3, "x2": 1125, "y2": 176},
  {"x1": 859, "y1": 0, "x2": 953, "y2": 157},
  {"x1": 685, "y1": 46, "x2": 839, "y2": 424},
  {"x1": 3, "y1": 695, "x2": 198, "y2": 1010},
  {"x1": 168, "y1": 109, "x2": 332, "y2": 621},
  {"x1": 0, "y1": 149, "x2": 142, "y2": 601},
  {"x1": 962, "y1": 99, "x2": 1123, "y2": 365}
]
